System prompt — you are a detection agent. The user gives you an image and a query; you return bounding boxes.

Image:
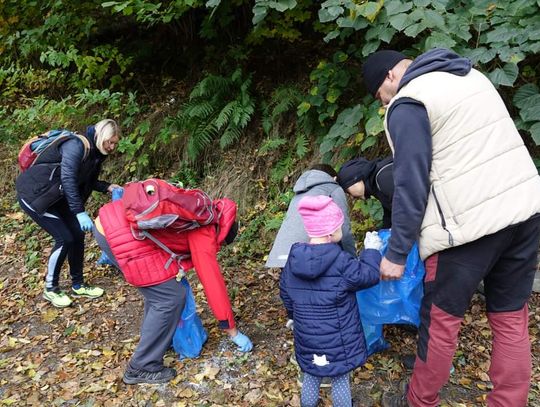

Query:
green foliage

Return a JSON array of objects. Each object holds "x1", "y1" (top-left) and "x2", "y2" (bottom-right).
[
  {"x1": 298, "y1": 51, "x2": 351, "y2": 125},
  {"x1": 514, "y1": 84, "x2": 540, "y2": 146},
  {"x1": 167, "y1": 69, "x2": 255, "y2": 161},
  {"x1": 2, "y1": 0, "x2": 540, "y2": 258}
]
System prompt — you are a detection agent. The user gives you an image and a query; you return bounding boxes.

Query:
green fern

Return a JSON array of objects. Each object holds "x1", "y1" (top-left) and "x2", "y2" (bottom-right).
[
  {"x1": 295, "y1": 133, "x2": 308, "y2": 158},
  {"x1": 168, "y1": 69, "x2": 255, "y2": 161}
]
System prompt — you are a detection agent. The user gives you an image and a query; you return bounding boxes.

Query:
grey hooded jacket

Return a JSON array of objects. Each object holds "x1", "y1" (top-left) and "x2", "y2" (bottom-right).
[{"x1": 265, "y1": 170, "x2": 356, "y2": 268}]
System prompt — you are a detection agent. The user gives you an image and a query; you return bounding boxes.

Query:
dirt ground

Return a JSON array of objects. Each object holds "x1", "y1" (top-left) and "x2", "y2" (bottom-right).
[{"x1": 1, "y1": 217, "x2": 539, "y2": 407}]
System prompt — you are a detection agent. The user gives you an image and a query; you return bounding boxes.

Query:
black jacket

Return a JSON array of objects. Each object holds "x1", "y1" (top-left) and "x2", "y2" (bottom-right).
[
  {"x1": 16, "y1": 126, "x2": 110, "y2": 215},
  {"x1": 364, "y1": 157, "x2": 394, "y2": 229}
]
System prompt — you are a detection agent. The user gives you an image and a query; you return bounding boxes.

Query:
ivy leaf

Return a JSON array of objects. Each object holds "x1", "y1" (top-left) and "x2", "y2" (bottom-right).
[
  {"x1": 361, "y1": 135, "x2": 378, "y2": 151},
  {"x1": 357, "y1": 1, "x2": 383, "y2": 22},
  {"x1": 404, "y1": 21, "x2": 428, "y2": 37},
  {"x1": 463, "y1": 47, "x2": 496, "y2": 64},
  {"x1": 324, "y1": 30, "x2": 340, "y2": 42},
  {"x1": 424, "y1": 9, "x2": 445, "y2": 29},
  {"x1": 529, "y1": 122, "x2": 540, "y2": 146},
  {"x1": 364, "y1": 115, "x2": 384, "y2": 136},
  {"x1": 488, "y1": 63, "x2": 518, "y2": 87},
  {"x1": 362, "y1": 40, "x2": 381, "y2": 56},
  {"x1": 485, "y1": 26, "x2": 514, "y2": 44},
  {"x1": 388, "y1": 13, "x2": 410, "y2": 31},
  {"x1": 385, "y1": 0, "x2": 413, "y2": 16},
  {"x1": 252, "y1": 5, "x2": 268, "y2": 24},
  {"x1": 319, "y1": 5, "x2": 343, "y2": 23},
  {"x1": 342, "y1": 105, "x2": 363, "y2": 127},
  {"x1": 519, "y1": 95, "x2": 540, "y2": 122},
  {"x1": 424, "y1": 32, "x2": 456, "y2": 50},
  {"x1": 513, "y1": 84, "x2": 539, "y2": 109}
]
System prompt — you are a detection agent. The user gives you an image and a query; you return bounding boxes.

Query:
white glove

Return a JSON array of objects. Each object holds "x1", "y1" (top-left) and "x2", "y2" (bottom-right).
[
  {"x1": 364, "y1": 231, "x2": 383, "y2": 251},
  {"x1": 286, "y1": 319, "x2": 294, "y2": 331}
]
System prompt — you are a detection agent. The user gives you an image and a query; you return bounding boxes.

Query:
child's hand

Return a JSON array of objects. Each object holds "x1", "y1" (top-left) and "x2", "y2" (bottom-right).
[
  {"x1": 364, "y1": 231, "x2": 383, "y2": 251},
  {"x1": 286, "y1": 319, "x2": 294, "y2": 331}
]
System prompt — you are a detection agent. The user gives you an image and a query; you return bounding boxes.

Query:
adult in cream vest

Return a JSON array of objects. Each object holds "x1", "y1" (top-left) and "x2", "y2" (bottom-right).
[{"x1": 362, "y1": 48, "x2": 540, "y2": 407}]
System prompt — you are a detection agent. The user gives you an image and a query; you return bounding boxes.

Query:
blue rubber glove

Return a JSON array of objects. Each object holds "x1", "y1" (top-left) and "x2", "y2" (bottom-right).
[
  {"x1": 111, "y1": 187, "x2": 124, "y2": 201},
  {"x1": 76, "y1": 212, "x2": 94, "y2": 232},
  {"x1": 231, "y1": 331, "x2": 253, "y2": 352}
]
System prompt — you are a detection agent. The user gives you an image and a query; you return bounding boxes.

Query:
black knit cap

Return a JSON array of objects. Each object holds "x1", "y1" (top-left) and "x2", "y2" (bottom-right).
[
  {"x1": 362, "y1": 50, "x2": 407, "y2": 96},
  {"x1": 336, "y1": 158, "x2": 377, "y2": 191}
]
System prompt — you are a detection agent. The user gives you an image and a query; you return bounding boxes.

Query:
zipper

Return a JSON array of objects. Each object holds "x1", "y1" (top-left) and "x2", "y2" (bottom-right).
[{"x1": 431, "y1": 186, "x2": 454, "y2": 247}]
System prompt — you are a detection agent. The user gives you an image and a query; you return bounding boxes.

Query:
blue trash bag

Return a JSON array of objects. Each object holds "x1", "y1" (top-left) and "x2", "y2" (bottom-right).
[
  {"x1": 172, "y1": 278, "x2": 208, "y2": 359},
  {"x1": 362, "y1": 321, "x2": 389, "y2": 356},
  {"x1": 357, "y1": 229, "x2": 425, "y2": 327},
  {"x1": 96, "y1": 187, "x2": 124, "y2": 267}
]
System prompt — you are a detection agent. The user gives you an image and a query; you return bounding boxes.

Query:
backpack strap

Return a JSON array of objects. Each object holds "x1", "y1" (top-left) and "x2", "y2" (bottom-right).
[
  {"x1": 32, "y1": 131, "x2": 92, "y2": 168},
  {"x1": 73, "y1": 133, "x2": 91, "y2": 161},
  {"x1": 140, "y1": 230, "x2": 188, "y2": 277}
]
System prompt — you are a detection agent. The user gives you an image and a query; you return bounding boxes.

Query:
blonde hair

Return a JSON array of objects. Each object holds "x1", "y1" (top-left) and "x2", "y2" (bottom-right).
[{"x1": 95, "y1": 119, "x2": 120, "y2": 155}]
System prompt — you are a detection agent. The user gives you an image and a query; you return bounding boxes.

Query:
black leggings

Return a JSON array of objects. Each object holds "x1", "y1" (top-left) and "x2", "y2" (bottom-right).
[{"x1": 19, "y1": 198, "x2": 85, "y2": 289}]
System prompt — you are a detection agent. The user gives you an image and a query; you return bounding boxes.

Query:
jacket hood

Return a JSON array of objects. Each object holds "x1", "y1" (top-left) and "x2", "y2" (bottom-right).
[
  {"x1": 400, "y1": 48, "x2": 472, "y2": 90},
  {"x1": 288, "y1": 243, "x2": 342, "y2": 280},
  {"x1": 293, "y1": 170, "x2": 337, "y2": 194}
]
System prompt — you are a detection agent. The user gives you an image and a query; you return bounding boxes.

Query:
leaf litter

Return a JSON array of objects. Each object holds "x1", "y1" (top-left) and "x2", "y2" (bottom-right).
[{"x1": 1, "y1": 210, "x2": 540, "y2": 406}]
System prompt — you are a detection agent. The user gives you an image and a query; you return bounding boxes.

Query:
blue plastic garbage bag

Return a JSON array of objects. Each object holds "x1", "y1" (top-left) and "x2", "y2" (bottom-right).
[
  {"x1": 96, "y1": 188, "x2": 124, "y2": 267},
  {"x1": 172, "y1": 278, "x2": 208, "y2": 359},
  {"x1": 362, "y1": 321, "x2": 389, "y2": 356},
  {"x1": 357, "y1": 229, "x2": 425, "y2": 327}
]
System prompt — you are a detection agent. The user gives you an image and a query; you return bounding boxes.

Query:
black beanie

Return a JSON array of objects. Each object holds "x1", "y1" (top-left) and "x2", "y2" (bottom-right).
[
  {"x1": 362, "y1": 50, "x2": 407, "y2": 96},
  {"x1": 336, "y1": 158, "x2": 378, "y2": 190}
]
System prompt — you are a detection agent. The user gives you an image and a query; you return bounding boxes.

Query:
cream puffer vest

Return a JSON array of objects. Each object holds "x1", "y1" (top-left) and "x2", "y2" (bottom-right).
[{"x1": 384, "y1": 69, "x2": 540, "y2": 260}]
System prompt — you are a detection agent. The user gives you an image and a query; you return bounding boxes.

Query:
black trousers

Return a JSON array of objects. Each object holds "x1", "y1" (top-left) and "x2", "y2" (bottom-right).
[{"x1": 19, "y1": 197, "x2": 85, "y2": 289}]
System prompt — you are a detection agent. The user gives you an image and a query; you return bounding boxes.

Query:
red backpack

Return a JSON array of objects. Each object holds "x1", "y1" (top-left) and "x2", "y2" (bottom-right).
[
  {"x1": 18, "y1": 130, "x2": 90, "y2": 172},
  {"x1": 122, "y1": 178, "x2": 216, "y2": 235},
  {"x1": 121, "y1": 179, "x2": 235, "y2": 270}
]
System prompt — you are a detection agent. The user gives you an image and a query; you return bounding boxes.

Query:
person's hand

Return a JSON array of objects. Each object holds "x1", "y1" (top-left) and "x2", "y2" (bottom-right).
[
  {"x1": 364, "y1": 231, "x2": 383, "y2": 250},
  {"x1": 286, "y1": 319, "x2": 294, "y2": 331},
  {"x1": 380, "y1": 256, "x2": 405, "y2": 281},
  {"x1": 111, "y1": 187, "x2": 124, "y2": 201},
  {"x1": 107, "y1": 184, "x2": 122, "y2": 193},
  {"x1": 76, "y1": 212, "x2": 94, "y2": 232},
  {"x1": 231, "y1": 331, "x2": 253, "y2": 352}
]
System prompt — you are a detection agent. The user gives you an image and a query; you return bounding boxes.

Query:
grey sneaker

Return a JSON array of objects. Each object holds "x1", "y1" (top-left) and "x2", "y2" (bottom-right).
[{"x1": 123, "y1": 367, "x2": 176, "y2": 385}]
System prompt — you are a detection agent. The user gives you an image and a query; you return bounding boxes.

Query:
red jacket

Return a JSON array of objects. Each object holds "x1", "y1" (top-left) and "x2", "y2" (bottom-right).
[{"x1": 98, "y1": 200, "x2": 236, "y2": 329}]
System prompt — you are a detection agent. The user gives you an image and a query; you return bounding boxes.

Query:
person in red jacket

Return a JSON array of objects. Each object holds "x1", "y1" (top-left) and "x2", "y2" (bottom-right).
[{"x1": 94, "y1": 196, "x2": 252, "y2": 385}]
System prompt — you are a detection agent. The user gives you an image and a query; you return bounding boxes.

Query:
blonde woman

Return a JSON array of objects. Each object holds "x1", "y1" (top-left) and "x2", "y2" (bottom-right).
[{"x1": 16, "y1": 119, "x2": 122, "y2": 308}]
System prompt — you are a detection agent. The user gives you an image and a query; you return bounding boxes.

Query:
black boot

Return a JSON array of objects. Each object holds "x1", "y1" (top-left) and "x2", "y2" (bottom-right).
[
  {"x1": 123, "y1": 366, "x2": 177, "y2": 385},
  {"x1": 381, "y1": 381, "x2": 410, "y2": 407}
]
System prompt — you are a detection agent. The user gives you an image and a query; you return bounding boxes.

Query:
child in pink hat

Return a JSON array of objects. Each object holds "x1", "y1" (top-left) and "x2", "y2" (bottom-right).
[{"x1": 280, "y1": 195, "x2": 383, "y2": 407}]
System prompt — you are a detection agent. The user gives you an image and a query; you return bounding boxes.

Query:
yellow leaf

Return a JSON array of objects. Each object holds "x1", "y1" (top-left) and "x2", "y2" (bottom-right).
[
  {"x1": 477, "y1": 383, "x2": 487, "y2": 390},
  {"x1": 459, "y1": 377, "x2": 471, "y2": 386},
  {"x1": 177, "y1": 388, "x2": 194, "y2": 398},
  {"x1": 42, "y1": 309, "x2": 59, "y2": 323},
  {"x1": 364, "y1": 362, "x2": 374, "y2": 370}
]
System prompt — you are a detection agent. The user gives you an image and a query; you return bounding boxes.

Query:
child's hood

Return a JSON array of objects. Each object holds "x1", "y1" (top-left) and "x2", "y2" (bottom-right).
[
  {"x1": 293, "y1": 170, "x2": 337, "y2": 194},
  {"x1": 288, "y1": 243, "x2": 342, "y2": 280}
]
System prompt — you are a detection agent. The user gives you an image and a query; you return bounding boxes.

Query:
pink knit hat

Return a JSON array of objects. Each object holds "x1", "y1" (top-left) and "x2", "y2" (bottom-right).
[{"x1": 297, "y1": 195, "x2": 344, "y2": 238}]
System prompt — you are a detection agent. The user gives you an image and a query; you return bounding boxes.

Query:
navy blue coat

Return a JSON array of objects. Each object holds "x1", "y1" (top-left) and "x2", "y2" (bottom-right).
[
  {"x1": 16, "y1": 126, "x2": 110, "y2": 215},
  {"x1": 280, "y1": 243, "x2": 381, "y2": 377}
]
